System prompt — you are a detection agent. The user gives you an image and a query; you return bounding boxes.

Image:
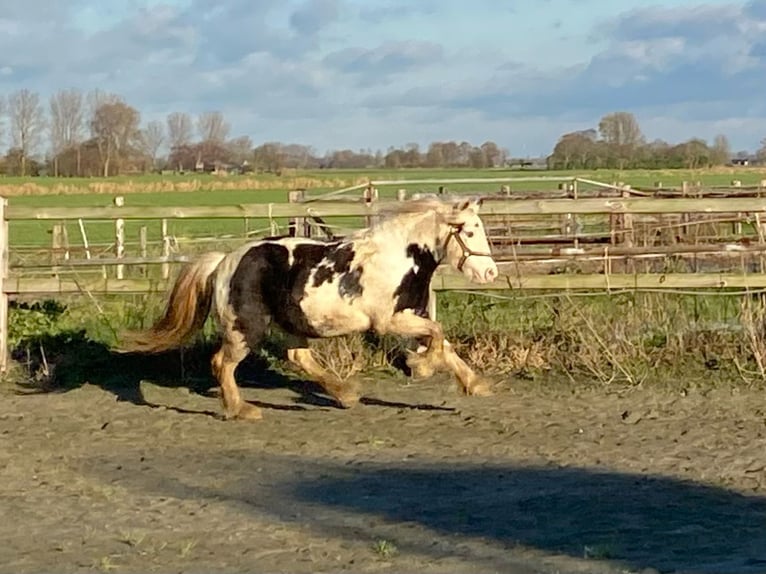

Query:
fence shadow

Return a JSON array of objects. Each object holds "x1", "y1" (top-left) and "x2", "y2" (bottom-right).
[
  {"x1": 283, "y1": 461, "x2": 766, "y2": 573},
  {"x1": 83, "y1": 450, "x2": 766, "y2": 574},
  {"x1": 10, "y1": 329, "x2": 348, "y2": 414}
]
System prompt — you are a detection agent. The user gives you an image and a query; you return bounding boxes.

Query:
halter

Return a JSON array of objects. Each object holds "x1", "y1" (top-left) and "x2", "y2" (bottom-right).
[{"x1": 444, "y1": 224, "x2": 493, "y2": 272}]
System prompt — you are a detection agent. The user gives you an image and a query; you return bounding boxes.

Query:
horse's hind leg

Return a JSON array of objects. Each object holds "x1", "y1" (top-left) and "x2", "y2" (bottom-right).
[
  {"x1": 211, "y1": 332, "x2": 262, "y2": 420},
  {"x1": 286, "y1": 347, "x2": 360, "y2": 408}
]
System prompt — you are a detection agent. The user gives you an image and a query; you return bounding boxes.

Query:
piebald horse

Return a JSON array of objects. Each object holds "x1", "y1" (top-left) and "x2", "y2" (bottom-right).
[{"x1": 120, "y1": 195, "x2": 499, "y2": 420}]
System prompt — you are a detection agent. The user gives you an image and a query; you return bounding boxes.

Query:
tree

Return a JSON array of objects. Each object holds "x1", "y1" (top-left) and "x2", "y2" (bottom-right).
[
  {"x1": 677, "y1": 138, "x2": 711, "y2": 169},
  {"x1": 424, "y1": 143, "x2": 445, "y2": 167},
  {"x1": 226, "y1": 135, "x2": 253, "y2": 166},
  {"x1": 139, "y1": 120, "x2": 165, "y2": 170},
  {"x1": 756, "y1": 139, "x2": 766, "y2": 165},
  {"x1": 252, "y1": 142, "x2": 284, "y2": 172},
  {"x1": 197, "y1": 111, "x2": 230, "y2": 144},
  {"x1": 90, "y1": 99, "x2": 141, "y2": 176},
  {"x1": 0, "y1": 95, "x2": 5, "y2": 149},
  {"x1": 480, "y1": 141, "x2": 506, "y2": 167},
  {"x1": 548, "y1": 130, "x2": 598, "y2": 169},
  {"x1": 8, "y1": 89, "x2": 46, "y2": 176},
  {"x1": 196, "y1": 111, "x2": 230, "y2": 168},
  {"x1": 166, "y1": 112, "x2": 193, "y2": 150},
  {"x1": 49, "y1": 89, "x2": 84, "y2": 176},
  {"x1": 598, "y1": 111, "x2": 644, "y2": 169},
  {"x1": 711, "y1": 134, "x2": 731, "y2": 166}
]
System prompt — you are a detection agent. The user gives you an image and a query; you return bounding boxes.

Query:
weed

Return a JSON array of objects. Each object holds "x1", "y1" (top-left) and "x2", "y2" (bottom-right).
[
  {"x1": 372, "y1": 539, "x2": 398, "y2": 558},
  {"x1": 178, "y1": 539, "x2": 197, "y2": 558}
]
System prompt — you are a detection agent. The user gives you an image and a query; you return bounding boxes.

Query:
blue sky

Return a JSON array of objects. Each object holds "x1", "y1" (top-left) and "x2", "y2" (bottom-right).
[{"x1": 0, "y1": 0, "x2": 763, "y2": 156}]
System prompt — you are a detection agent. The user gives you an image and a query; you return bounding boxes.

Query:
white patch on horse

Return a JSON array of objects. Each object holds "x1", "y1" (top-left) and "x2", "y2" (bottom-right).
[{"x1": 301, "y1": 248, "x2": 372, "y2": 336}]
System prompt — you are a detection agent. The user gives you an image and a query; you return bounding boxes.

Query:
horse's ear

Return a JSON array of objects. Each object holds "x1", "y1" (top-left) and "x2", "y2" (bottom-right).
[
  {"x1": 452, "y1": 198, "x2": 472, "y2": 212},
  {"x1": 452, "y1": 196, "x2": 482, "y2": 212}
]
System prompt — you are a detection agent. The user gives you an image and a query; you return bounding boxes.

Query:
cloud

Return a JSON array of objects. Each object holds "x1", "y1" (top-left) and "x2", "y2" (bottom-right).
[
  {"x1": 402, "y1": 2, "x2": 766, "y2": 139},
  {"x1": 0, "y1": 0, "x2": 765, "y2": 156},
  {"x1": 289, "y1": 0, "x2": 340, "y2": 35},
  {"x1": 324, "y1": 41, "x2": 444, "y2": 82}
]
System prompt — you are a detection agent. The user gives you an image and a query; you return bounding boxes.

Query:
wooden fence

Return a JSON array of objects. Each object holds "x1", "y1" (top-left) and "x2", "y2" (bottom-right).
[{"x1": 4, "y1": 175, "x2": 766, "y2": 370}]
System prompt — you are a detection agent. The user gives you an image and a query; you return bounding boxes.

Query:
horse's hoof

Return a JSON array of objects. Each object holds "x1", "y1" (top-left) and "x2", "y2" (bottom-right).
[
  {"x1": 336, "y1": 392, "x2": 360, "y2": 409},
  {"x1": 228, "y1": 402, "x2": 263, "y2": 421},
  {"x1": 406, "y1": 352, "x2": 436, "y2": 379},
  {"x1": 465, "y1": 378, "x2": 494, "y2": 397}
]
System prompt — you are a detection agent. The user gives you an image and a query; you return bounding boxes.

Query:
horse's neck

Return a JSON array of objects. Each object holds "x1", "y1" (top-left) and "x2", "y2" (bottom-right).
[{"x1": 378, "y1": 211, "x2": 441, "y2": 251}]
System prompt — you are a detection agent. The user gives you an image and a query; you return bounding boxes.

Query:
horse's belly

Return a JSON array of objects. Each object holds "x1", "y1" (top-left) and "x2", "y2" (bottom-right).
[{"x1": 301, "y1": 300, "x2": 371, "y2": 337}]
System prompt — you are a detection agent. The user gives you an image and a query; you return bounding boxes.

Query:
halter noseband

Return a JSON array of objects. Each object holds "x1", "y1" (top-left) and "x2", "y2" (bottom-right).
[{"x1": 444, "y1": 224, "x2": 493, "y2": 272}]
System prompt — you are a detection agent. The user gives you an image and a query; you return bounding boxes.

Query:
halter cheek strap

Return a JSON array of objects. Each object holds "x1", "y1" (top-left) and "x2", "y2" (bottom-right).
[{"x1": 444, "y1": 226, "x2": 493, "y2": 272}]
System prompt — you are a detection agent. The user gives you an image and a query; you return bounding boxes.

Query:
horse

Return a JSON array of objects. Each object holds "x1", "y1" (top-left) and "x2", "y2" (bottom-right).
[{"x1": 119, "y1": 195, "x2": 499, "y2": 420}]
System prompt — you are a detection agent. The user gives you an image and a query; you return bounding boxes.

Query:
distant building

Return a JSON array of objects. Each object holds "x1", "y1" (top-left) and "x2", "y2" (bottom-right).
[{"x1": 731, "y1": 158, "x2": 750, "y2": 166}]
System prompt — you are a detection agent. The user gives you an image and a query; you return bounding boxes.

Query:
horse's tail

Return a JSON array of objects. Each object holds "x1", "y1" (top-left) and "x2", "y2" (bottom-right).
[{"x1": 118, "y1": 251, "x2": 226, "y2": 354}]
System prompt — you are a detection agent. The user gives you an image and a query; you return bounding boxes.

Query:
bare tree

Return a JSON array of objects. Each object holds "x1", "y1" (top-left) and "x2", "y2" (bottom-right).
[
  {"x1": 0, "y1": 95, "x2": 6, "y2": 149},
  {"x1": 49, "y1": 88, "x2": 84, "y2": 176},
  {"x1": 90, "y1": 100, "x2": 141, "y2": 176},
  {"x1": 226, "y1": 135, "x2": 253, "y2": 166},
  {"x1": 598, "y1": 111, "x2": 644, "y2": 169},
  {"x1": 166, "y1": 111, "x2": 193, "y2": 149},
  {"x1": 139, "y1": 120, "x2": 165, "y2": 170},
  {"x1": 197, "y1": 111, "x2": 230, "y2": 143},
  {"x1": 711, "y1": 134, "x2": 731, "y2": 166},
  {"x1": 8, "y1": 89, "x2": 46, "y2": 176}
]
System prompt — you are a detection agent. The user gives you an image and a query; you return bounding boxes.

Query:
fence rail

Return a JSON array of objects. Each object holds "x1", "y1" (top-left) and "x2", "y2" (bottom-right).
[
  {"x1": 4, "y1": 176, "x2": 766, "y2": 371},
  {"x1": 10, "y1": 196, "x2": 766, "y2": 221}
]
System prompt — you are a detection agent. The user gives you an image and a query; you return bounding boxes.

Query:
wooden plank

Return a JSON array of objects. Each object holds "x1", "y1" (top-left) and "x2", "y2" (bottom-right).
[
  {"x1": 431, "y1": 272, "x2": 766, "y2": 291},
  {"x1": 8, "y1": 272, "x2": 766, "y2": 296},
  {"x1": 7, "y1": 277, "x2": 171, "y2": 295},
  {"x1": 370, "y1": 176, "x2": 574, "y2": 186},
  {"x1": 10, "y1": 196, "x2": 766, "y2": 221},
  {"x1": 0, "y1": 198, "x2": 7, "y2": 371}
]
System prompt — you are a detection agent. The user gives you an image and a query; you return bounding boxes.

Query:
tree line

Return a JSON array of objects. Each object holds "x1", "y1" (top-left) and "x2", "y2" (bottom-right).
[
  {"x1": 546, "y1": 111, "x2": 757, "y2": 170},
  {"x1": 0, "y1": 87, "x2": 759, "y2": 177}
]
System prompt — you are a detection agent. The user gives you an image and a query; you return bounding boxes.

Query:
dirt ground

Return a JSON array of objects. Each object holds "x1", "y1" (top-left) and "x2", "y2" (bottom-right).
[{"x1": 2, "y1": 364, "x2": 766, "y2": 574}]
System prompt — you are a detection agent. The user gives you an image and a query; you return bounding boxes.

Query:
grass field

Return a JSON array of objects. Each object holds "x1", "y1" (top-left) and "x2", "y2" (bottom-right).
[{"x1": 6, "y1": 166, "x2": 766, "y2": 248}]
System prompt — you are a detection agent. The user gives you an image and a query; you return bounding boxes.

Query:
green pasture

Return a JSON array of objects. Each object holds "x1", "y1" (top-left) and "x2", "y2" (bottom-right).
[{"x1": 6, "y1": 167, "x2": 766, "y2": 250}]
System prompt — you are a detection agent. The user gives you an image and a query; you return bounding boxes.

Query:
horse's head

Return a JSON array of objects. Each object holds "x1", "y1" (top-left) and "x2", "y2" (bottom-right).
[{"x1": 440, "y1": 196, "x2": 498, "y2": 284}]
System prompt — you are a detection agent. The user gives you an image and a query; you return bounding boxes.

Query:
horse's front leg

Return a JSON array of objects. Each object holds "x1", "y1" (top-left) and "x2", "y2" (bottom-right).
[
  {"x1": 286, "y1": 346, "x2": 361, "y2": 408},
  {"x1": 385, "y1": 310, "x2": 492, "y2": 396}
]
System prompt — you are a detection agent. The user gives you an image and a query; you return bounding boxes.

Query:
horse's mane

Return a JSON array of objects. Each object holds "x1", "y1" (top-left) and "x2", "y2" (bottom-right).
[{"x1": 373, "y1": 193, "x2": 479, "y2": 223}]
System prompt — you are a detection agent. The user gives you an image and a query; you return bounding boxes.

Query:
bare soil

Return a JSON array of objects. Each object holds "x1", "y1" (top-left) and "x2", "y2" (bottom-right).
[{"x1": 2, "y1": 366, "x2": 766, "y2": 574}]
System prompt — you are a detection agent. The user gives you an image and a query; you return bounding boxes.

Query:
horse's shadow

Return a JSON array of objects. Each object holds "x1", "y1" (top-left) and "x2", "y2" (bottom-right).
[{"x1": 10, "y1": 329, "x2": 350, "y2": 416}]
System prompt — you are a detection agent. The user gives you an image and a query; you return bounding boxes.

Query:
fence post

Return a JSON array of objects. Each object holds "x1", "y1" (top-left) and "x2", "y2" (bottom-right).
[
  {"x1": 161, "y1": 218, "x2": 170, "y2": 280},
  {"x1": 51, "y1": 223, "x2": 69, "y2": 271},
  {"x1": 77, "y1": 219, "x2": 91, "y2": 260},
  {"x1": 363, "y1": 184, "x2": 379, "y2": 228},
  {"x1": 0, "y1": 197, "x2": 7, "y2": 373},
  {"x1": 139, "y1": 226, "x2": 148, "y2": 277},
  {"x1": 114, "y1": 196, "x2": 125, "y2": 280},
  {"x1": 622, "y1": 185, "x2": 634, "y2": 250},
  {"x1": 288, "y1": 189, "x2": 307, "y2": 237}
]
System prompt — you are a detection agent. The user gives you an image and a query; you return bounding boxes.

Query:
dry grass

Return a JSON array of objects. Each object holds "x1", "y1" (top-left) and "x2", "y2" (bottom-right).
[
  {"x1": 0, "y1": 175, "x2": 368, "y2": 197},
  {"x1": 297, "y1": 291, "x2": 766, "y2": 388}
]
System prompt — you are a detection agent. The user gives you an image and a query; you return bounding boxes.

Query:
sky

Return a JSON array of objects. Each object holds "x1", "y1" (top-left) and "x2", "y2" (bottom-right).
[{"x1": 1, "y1": 0, "x2": 765, "y2": 157}]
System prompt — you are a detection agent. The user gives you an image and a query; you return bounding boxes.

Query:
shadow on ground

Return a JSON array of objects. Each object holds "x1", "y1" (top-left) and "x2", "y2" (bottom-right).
[
  {"x1": 84, "y1": 450, "x2": 766, "y2": 574},
  {"x1": 283, "y1": 460, "x2": 766, "y2": 573},
  {"x1": 10, "y1": 328, "x2": 353, "y2": 415}
]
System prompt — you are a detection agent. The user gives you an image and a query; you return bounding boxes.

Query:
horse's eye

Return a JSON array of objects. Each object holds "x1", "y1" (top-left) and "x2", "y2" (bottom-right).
[{"x1": 465, "y1": 231, "x2": 475, "y2": 238}]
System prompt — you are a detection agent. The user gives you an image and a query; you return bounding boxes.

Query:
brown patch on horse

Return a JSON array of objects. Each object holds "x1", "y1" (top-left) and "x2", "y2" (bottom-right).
[{"x1": 118, "y1": 252, "x2": 225, "y2": 353}]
